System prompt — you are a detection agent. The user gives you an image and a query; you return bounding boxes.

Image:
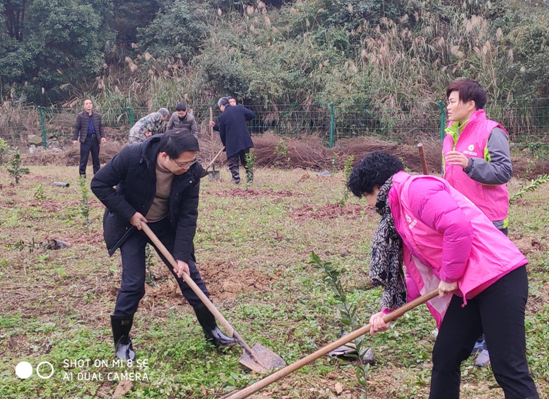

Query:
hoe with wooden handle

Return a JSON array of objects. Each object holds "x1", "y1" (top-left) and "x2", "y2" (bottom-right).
[
  {"x1": 226, "y1": 289, "x2": 439, "y2": 399},
  {"x1": 140, "y1": 222, "x2": 286, "y2": 374}
]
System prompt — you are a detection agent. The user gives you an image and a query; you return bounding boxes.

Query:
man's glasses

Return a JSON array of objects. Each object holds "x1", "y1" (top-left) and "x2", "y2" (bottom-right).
[{"x1": 171, "y1": 158, "x2": 197, "y2": 168}]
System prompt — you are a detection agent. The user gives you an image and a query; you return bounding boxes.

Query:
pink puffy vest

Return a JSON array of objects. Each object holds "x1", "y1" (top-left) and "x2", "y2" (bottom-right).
[
  {"x1": 442, "y1": 110, "x2": 509, "y2": 222},
  {"x1": 389, "y1": 172, "x2": 527, "y2": 327}
]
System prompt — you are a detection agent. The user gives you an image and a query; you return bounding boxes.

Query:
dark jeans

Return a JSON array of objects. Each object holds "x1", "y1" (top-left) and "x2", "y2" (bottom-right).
[
  {"x1": 79, "y1": 134, "x2": 100, "y2": 176},
  {"x1": 430, "y1": 266, "x2": 538, "y2": 399},
  {"x1": 227, "y1": 148, "x2": 252, "y2": 182},
  {"x1": 114, "y1": 218, "x2": 210, "y2": 316}
]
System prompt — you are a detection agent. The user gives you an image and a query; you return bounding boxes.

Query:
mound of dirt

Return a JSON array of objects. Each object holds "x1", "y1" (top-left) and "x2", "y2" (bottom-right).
[
  {"x1": 511, "y1": 236, "x2": 546, "y2": 255},
  {"x1": 199, "y1": 258, "x2": 278, "y2": 301},
  {"x1": 21, "y1": 132, "x2": 549, "y2": 178},
  {"x1": 291, "y1": 202, "x2": 374, "y2": 221}
]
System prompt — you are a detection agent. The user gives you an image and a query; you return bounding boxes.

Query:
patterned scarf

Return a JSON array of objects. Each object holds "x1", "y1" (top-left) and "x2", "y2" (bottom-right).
[{"x1": 369, "y1": 176, "x2": 407, "y2": 310}]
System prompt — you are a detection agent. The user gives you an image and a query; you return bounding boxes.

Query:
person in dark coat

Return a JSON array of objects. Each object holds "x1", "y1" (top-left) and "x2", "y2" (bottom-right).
[
  {"x1": 72, "y1": 99, "x2": 106, "y2": 177},
  {"x1": 212, "y1": 97, "x2": 255, "y2": 184},
  {"x1": 91, "y1": 131, "x2": 235, "y2": 360}
]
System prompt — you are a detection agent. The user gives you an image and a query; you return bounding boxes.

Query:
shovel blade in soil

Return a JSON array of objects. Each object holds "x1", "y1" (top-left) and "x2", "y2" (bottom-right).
[
  {"x1": 208, "y1": 171, "x2": 220, "y2": 180},
  {"x1": 239, "y1": 343, "x2": 286, "y2": 373}
]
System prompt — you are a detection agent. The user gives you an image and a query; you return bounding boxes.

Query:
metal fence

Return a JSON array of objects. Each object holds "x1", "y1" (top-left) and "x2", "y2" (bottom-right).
[{"x1": 1, "y1": 101, "x2": 548, "y2": 150}]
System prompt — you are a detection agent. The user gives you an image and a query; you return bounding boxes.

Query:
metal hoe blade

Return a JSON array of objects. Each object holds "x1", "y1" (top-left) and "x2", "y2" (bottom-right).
[{"x1": 239, "y1": 343, "x2": 287, "y2": 374}]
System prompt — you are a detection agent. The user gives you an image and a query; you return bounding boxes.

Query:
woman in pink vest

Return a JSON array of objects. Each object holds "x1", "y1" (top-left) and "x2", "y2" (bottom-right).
[
  {"x1": 347, "y1": 152, "x2": 538, "y2": 399},
  {"x1": 444, "y1": 79, "x2": 513, "y2": 366}
]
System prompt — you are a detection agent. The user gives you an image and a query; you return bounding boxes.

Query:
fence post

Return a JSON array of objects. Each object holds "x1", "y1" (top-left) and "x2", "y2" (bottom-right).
[
  {"x1": 438, "y1": 100, "x2": 445, "y2": 174},
  {"x1": 438, "y1": 100, "x2": 445, "y2": 142},
  {"x1": 126, "y1": 107, "x2": 135, "y2": 126},
  {"x1": 329, "y1": 103, "x2": 335, "y2": 148},
  {"x1": 37, "y1": 106, "x2": 47, "y2": 149}
]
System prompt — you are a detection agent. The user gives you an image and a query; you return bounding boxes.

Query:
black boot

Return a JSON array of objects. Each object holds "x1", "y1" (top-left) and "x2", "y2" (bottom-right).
[
  {"x1": 230, "y1": 169, "x2": 241, "y2": 184},
  {"x1": 194, "y1": 305, "x2": 236, "y2": 348},
  {"x1": 111, "y1": 314, "x2": 136, "y2": 361}
]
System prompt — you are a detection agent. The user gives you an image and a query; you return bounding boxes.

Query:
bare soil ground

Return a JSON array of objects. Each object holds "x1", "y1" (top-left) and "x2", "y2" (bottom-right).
[
  {"x1": 21, "y1": 132, "x2": 549, "y2": 178},
  {"x1": 2, "y1": 135, "x2": 549, "y2": 399}
]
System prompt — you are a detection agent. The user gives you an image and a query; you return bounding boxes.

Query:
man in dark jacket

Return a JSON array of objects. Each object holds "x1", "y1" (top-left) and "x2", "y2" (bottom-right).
[
  {"x1": 91, "y1": 131, "x2": 234, "y2": 360},
  {"x1": 166, "y1": 103, "x2": 199, "y2": 137},
  {"x1": 213, "y1": 97, "x2": 255, "y2": 184},
  {"x1": 72, "y1": 99, "x2": 106, "y2": 177}
]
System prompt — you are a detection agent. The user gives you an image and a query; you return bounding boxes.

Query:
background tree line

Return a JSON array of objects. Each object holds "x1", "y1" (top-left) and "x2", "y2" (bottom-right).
[{"x1": 1, "y1": 0, "x2": 548, "y2": 116}]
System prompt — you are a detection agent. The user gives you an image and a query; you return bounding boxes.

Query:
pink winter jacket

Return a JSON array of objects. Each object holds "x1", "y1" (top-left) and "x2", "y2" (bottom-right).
[{"x1": 386, "y1": 172, "x2": 527, "y2": 327}]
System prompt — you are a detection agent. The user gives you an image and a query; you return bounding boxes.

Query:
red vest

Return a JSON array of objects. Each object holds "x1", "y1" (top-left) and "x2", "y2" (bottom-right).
[{"x1": 442, "y1": 110, "x2": 509, "y2": 222}]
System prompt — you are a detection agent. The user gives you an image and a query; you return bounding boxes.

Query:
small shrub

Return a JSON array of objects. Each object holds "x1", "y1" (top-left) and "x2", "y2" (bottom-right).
[
  {"x1": 145, "y1": 244, "x2": 158, "y2": 287},
  {"x1": 33, "y1": 184, "x2": 45, "y2": 202},
  {"x1": 309, "y1": 251, "x2": 369, "y2": 393},
  {"x1": 510, "y1": 174, "x2": 549, "y2": 203},
  {"x1": 0, "y1": 138, "x2": 8, "y2": 164},
  {"x1": 6, "y1": 148, "x2": 30, "y2": 184},
  {"x1": 78, "y1": 176, "x2": 90, "y2": 230},
  {"x1": 245, "y1": 148, "x2": 256, "y2": 189},
  {"x1": 274, "y1": 139, "x2": 290, "y2": 169},
  {"x1": 339, "y1": 155, "x2": 355, "y2": 207}
]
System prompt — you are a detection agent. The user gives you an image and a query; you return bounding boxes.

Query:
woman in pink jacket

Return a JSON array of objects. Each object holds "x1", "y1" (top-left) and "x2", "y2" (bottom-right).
[{"x1": 347, "y1": 152, "x2": 538, "y2": 399}]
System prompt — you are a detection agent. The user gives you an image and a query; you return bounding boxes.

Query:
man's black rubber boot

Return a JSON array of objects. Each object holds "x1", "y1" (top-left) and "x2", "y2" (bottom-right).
[
  {"x1": 111, "y1": 313, "x2": 136, "y2": 361},
  {"x1": 194, "y1": 305, "x2": 236, "y2": 348},
  {"x1": 230, "y1": 170, "x2": 241, "y2": 184}
]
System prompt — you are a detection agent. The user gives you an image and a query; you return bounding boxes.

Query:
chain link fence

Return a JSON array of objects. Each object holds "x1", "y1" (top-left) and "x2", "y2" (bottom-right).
[{"x1": 1, "y1": 101, "x2": 548, "y2": 151}]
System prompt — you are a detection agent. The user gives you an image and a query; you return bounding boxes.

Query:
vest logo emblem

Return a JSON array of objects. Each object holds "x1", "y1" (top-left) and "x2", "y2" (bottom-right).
[
  {"x1": 463, "y1": 144, "x2": 478, "y2": 156},
  {"x1": 406, "y1": 214, "x2": 417, "y2": 229}
]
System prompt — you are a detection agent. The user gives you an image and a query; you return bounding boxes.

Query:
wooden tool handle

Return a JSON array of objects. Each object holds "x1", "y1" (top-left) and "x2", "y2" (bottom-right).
[
  {"x1": 205, "y1": 147, "x2": 226, "y2": 170},
  {"x1": 140, "y1": 222, "x2": 235, "y2": 336},
  {"x1": 417, "y1": 143, "x2": 429, "y2": 175},
  {"x1": 209, "y1": 107, "x2": 214, "y2": 161},
  {"x1": 227, "y1": 289, "x2": 439, "y2": 399}
]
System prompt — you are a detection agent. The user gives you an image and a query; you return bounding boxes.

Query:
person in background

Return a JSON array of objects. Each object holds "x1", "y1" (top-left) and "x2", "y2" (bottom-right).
[
  {"x1": 348, "y1": 151, "x2": 538, "y2": 399},
  {"x1": 72, "y1": 99, "x2": 106, "y2": 177},
  {"x1": 91, "y1": 131, "x2": 235, "y2": 361},
  {"x1": 443, "y1": 78, "x2": 513, "y2": 366},
  {"x1": 210, "y1": 97, "x2": 255, "y2": 184},
  {"x1": 167, "y1": 103, "x2": 199, "y2": 138},
  {"x1": 128, "y1": 108, "x2": 170, "y2": 143}
]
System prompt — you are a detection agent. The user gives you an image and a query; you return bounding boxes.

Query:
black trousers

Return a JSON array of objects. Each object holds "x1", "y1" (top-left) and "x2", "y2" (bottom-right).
[
  {"x1": 114, "y1": 218, "x2": 210, "y2": 316},
  {"x1": 430, "y1": 266, "x2": 538, "y2": 399},
  {"x1": 227, "y1": 148, "x2": 252, "y2": 181},
  {"x1": 79, "y1": 134, "x2": 100, "y2": 176}
]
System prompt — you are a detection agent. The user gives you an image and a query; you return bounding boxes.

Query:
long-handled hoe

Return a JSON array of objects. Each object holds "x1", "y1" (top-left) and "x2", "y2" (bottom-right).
[
  {"x1": 226, "y1": 289, "x2": 439, "y2": 399},
  {"x1": 141, "y1": 222, "x2": 286, "y2": 374}
]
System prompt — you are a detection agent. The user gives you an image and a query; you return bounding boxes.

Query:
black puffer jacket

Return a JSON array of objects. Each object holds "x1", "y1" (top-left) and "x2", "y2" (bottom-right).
[
  {"x1": 73, "y1": 111, "x2": 104, "y2": 143},
  {"x1": 91, "y1": 135, "x2": 204, "y2": 260}
]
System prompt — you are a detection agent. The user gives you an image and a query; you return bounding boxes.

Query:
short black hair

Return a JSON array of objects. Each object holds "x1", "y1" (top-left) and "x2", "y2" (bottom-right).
[
  {"x1": 347, "y1": 152, "x2": 404, "y2": 198},
  {"x1": 158, "y1": 130, "x2": 200, "y2": 159},
  {"x1": 446, "y1": 79, "x2": 487, "y2": 110},
  {"x1": 176, "y1": 103, "x2": 187, "y2": 111}
]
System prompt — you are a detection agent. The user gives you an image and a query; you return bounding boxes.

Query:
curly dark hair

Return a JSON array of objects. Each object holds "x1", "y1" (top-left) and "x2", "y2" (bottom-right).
[{"x1": 347, "y1": 152, "x2": 404, "y2": 198}]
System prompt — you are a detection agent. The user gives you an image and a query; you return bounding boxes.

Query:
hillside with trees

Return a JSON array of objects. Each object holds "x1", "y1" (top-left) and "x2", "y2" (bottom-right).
[{"x1": 1, "y1": 0, "x2": 548, "y2": 113}]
